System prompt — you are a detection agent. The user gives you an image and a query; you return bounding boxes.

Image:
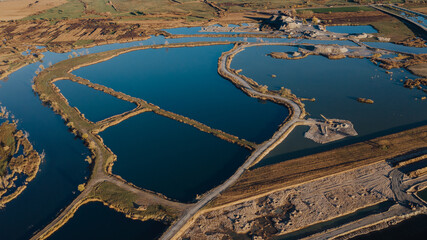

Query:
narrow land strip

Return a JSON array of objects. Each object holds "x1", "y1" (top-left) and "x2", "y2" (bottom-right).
[{"x1": 64, "y1": 73, "x2": 256, "y2": 149}]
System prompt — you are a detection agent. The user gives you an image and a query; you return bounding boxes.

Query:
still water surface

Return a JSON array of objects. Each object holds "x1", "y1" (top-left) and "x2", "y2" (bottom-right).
[
  {"x1": 231, "y1": 45, "x2": 427, "y2": 166},
  {"x1": 326, "y1": 25, "x2": 378, "y2": 34},
  {"x1": 100, "y1": 112, "x2": 250, "y2": 202},
  {"x1": 55, "y1": 80, "x2": 136, "y2": 122},
  {"x1": 73, "y1": 45, "x2": 289, "y2": 143},
  {"x1": 49, "y1": 201, "x2": 167, "y2": 240}
]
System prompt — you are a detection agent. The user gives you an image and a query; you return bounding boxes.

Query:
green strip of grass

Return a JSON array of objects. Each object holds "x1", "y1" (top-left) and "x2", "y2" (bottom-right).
[
  {"x1": 89, "y1": 181, "x2": 137, "y2": 210},
  {"x1": 73, "y1": 39, "x2": 95, "y2": 47},
  {"x1": 298, "y1": 6, "x2": 375, "y2": 14},
  {"x1": 23, "y1": 0, "x2": 85, "y2": 20},
  {"x1": 370, "y1": 19, "x2": 415, "y2": 42},
  {"x1": 88, "y1": 181, "x2": 178, "y2": 221}
]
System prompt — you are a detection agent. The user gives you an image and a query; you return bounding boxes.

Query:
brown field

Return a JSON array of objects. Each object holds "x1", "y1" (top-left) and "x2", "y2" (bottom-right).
[
  {"x1": 0, "y1": 0, "x2": 66, "y2": 21},
  {"x1": 408, "y1": 63, "x2": 427, "y2": 77},
  {"x1": 313, "y1": 10, "x2": 393, "y2": 25},
  {"x1": 411, "y1": 7, "x2": 427, "y2": 14},
  {"x1": 297, "y1": 9, "x2": 415, "y2": 41},
  {"x1": 211, "y1": 125, "x2": 427, "y2": 207},
  {"x1": 0, "y1": 19, "x2": 160, "y2": 50}
]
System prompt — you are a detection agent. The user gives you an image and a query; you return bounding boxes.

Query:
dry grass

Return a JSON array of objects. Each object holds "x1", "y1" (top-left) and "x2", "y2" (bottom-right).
[
  {"x1": 211, "y1": 125, "x2": 427, "y2": 207},
  {"x1": 20, "y1": 0, "x2": 358, "y2": 21},
  {"x1": 0, "y1": 46, "x2": 43, "y2": 79},
  {"x1": 0, "y1": 0, "x2": 67, "y2": 21},
  {"x1": 0, "y1": 122, "x2": 16, "y2": 175},
  {"x1": 412, "y1": 7, "x2": 427, "y2": 14},
  {"x1": 0, "y1": 121, "x2": 42, "y2": 206}
]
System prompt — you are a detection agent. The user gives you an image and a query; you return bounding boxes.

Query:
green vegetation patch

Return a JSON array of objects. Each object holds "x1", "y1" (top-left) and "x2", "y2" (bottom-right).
[
  {"x1": 84, "y1": 0, "x2": 117, "y2": 14},
  {"x1": 23, "y1": 0, "x2": 217, "y2": 20},
  {"x1": 88, "y1": 181, "x2": 178, "y2": 221},
  {"x1": 22, "y1": 0, "x2": 365, "y2": 20},
  {"x1": 370, "y1": 19, "x2": 415, "y2": 42},
  {"x1": 90, "y1": 0, "x2": 216, "y2": 18},
  {"x1": 73, "y1": 39, "x2": 95, "y2": 47},
  {"x1": 23, "y1": 0, "x2": 85, "y2": 20},
  {"x1": 143, "y1": 204, "x2": 177, "y2": 221},
  {"x1": 214, "y1": 0, "x2": 305, "y2": 11},
  {"x1": 298, "y1": 6, "x2": 375, "y2": 14},
  {"x1": 89, "y1": 181, "x2": 137, "y2": 210}
]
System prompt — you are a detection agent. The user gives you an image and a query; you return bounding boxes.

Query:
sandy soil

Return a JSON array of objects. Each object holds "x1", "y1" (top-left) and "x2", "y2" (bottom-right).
[
  {"x1": 212, "y1": 126, "x2": 427, "y2": 207},
  {"x1": 0, "y1": 0, "x2": 66, "y2": 21},
  {"x1": 408, "y1": 63, "x2": 427, "y2": 78},
  {"x1": 180, "y1": 161, "x2": 395, "y2": 240},
  {"x1": 177, "y1": 124, "x2": 427, "y2": 239}
]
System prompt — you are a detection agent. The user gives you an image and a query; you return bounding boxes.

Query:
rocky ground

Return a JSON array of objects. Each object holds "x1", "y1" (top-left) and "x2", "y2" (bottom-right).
[{"x1": 181, "y1": 162, "x2": 395, "y2": 240}]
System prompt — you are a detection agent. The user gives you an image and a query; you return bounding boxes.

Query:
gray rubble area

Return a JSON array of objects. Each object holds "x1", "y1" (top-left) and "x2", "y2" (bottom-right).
[
  {"x1": 304, "y1": 118, "x2": 358, "y2": 144},
  {"x1": 181, "y1": 162, "x2": 395, "y2": 240},
  {"x1": 201, "y1": 23, "x2": 261, "y2": 33}
]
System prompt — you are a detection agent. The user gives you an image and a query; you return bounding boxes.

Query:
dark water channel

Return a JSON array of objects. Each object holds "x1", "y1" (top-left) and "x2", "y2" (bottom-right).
[
  {"x1": 100, "y1": 112, "x2": 250, "y2": 202},
  {"x1": 49, "y1": 201, "x2": 168, "y2": 240}
]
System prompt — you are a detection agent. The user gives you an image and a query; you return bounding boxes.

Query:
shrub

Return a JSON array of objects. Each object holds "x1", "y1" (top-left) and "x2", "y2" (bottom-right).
[
  {"x1": 81, "y1": 133, "x2": 89, "y2": 139},
  {"x1": 259, "y1": 85, "x2": 268, "y2": 93},
  {"x1": 300, "y1": 10, "x2": 314, "y2": 19},
  {"x1": 78, "y1": 184, "x2": 85, "y2": 192}
]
